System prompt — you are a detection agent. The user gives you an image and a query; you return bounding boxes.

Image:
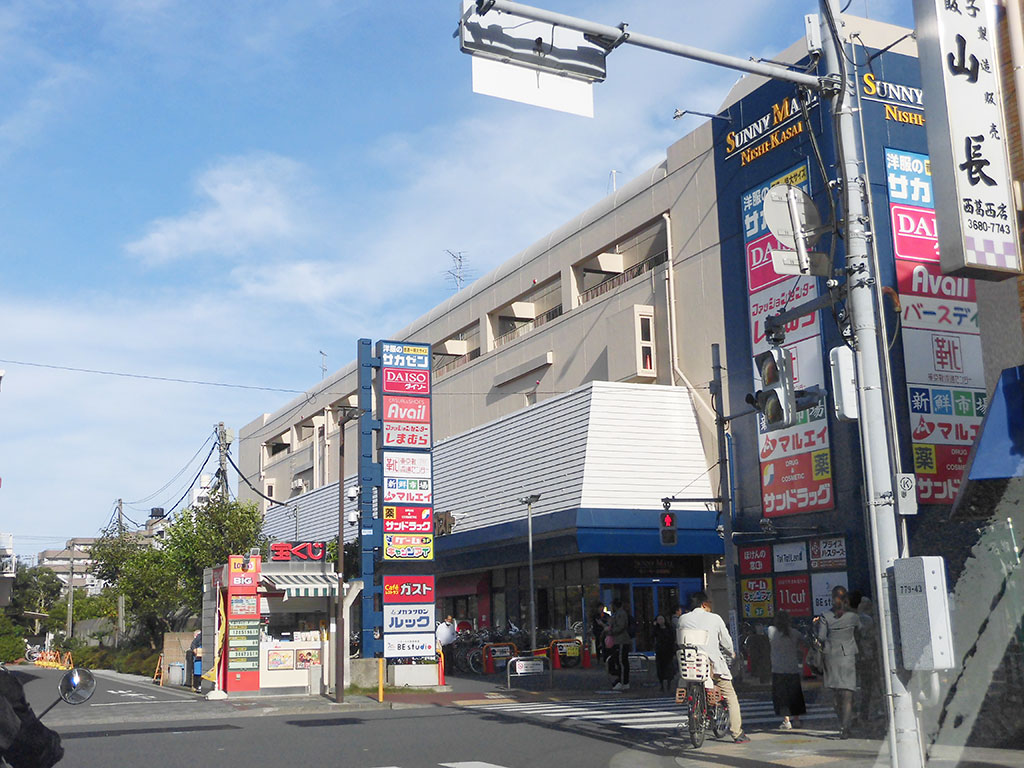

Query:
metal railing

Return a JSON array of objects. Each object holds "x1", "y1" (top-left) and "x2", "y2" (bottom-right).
[
  {"x1": 578, "y1": 250, "x2": 669, "y2": 305},
  {"x1": 433, "y1": 348, "x2": 481, "y2": 379},
  {"x1": 493, "y1": 304, "x2": 563, "y2": 349}
]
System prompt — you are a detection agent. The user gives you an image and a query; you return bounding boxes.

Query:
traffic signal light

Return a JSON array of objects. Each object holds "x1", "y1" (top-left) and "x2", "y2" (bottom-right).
[
  {"x1": 751, "y1": 347, "x2": 796, "y2": 430},
  {"x1": 659, "y1": 511, "x2": 677, "y2": 546}
]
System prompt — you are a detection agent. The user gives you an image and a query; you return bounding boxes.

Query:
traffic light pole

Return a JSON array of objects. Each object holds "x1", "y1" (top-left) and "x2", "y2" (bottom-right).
[{"x1": 819, "y1": 3, "x2": 921, "y2": 764}]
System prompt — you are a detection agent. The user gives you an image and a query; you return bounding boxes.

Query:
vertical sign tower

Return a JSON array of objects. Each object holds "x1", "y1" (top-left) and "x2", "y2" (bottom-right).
[{"x1": 357, "y1": 339, "x2": 436, "y2": 658}]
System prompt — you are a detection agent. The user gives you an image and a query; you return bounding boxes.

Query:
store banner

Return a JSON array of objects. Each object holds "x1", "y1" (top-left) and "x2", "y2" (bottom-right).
[
  {"x1": 809, "y1": 536, "x2": 846, "y2": 570},
  {"x1": 742, "y1": 160, "x2": 833, "y2": 517},
  {"x1": 384, "y1": 604, "x2": 435, "y2": 633},
  {"x1": 383, "y1": 632, "x2": 436, "y2": 659},
  {"x1": 741, "y1": 576, "x2": 775, "y2": 619},
  {"x1": 884, "y1": 147, "x2": 986, "y2": 504},
  {"x1": 739, "y1": 544, "x2": 772, "y2": 575},
  {"x1": 383, "y1": 505, "x2": 433, "y2": 534},
  {"x1": 775, "y1": 573, "x2": 812, "y2": 617},
  {"x1": 773, "y1": 541, "x2": 807, "y2": 572},
  {"x1": 914, "y1": 0, "x2": 1022, "y2": 278},
  {"x1": 383, "y1": 575, "x2": 435, "y2": 604},
  {"x1": 383, "y1": 533, "x2": 434, "y2": 560}
]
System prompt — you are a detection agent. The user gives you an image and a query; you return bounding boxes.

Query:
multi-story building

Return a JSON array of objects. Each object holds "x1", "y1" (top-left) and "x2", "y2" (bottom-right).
[
  {"x1": 0, "y1": 533, "x2": 15, "y2": 607},
  {"x1": 37, "y1": 537, "x2": 102, "y2": 595},
  {"x1": 239, "y1": 15, "x2": 1023, "y2": 653}
]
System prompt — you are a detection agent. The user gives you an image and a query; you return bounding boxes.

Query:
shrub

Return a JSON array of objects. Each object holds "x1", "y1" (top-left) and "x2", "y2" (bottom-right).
[{"x1": 0, "y1": 634, "x2": 25, "y2": 663}]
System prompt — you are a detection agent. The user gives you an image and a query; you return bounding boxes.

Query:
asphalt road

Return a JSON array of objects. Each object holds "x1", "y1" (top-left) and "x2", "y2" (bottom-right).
[{"x1": 10, "y1": 665, "x2": 1024, "y2": 768}]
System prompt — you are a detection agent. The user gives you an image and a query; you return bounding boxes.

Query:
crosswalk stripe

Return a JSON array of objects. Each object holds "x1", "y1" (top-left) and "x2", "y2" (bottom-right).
[
  {"x1": 467, "y1": 696, "x2": 834, "y2": 732},
  {"x1": 440, "y1": 763, "x2": 511, "y2": 768}
]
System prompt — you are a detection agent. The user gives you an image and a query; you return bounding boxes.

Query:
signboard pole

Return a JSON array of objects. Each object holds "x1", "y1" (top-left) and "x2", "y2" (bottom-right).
[
  {"x1": 357, "y1": 339, "x2": 382, "y2": 658},
  {"x1": 820, "y1": 4, "x2": 922, "y2": 766}
]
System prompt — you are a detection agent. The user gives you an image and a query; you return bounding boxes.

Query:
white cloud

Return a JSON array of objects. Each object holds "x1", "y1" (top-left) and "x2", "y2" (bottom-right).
[{"x1": 124, "y1": 153, "x2": 311, "y2": 265}]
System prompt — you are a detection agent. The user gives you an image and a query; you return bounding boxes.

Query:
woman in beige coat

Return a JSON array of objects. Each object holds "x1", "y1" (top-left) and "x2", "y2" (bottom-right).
[{"x1": 816, "y1": 585, "x2": 859, "y2": 738}]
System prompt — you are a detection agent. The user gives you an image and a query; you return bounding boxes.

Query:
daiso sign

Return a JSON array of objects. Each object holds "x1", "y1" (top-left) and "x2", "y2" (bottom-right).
[{"x1": 382, "y1": 367, "x2": 430, "y2": 395}]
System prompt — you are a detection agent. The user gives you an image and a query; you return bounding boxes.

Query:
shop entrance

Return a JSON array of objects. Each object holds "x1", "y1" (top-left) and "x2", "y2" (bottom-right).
[{"x1": 600, "y1": 578, "x2": 702, "y2": 652}]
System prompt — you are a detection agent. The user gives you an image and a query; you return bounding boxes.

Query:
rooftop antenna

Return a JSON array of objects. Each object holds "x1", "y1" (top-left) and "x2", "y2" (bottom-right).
[
  {"x1": 319, "y1": 350, "x2": 327, "y2": 380},
  {"x1": 444, "y1": 250, "x2": 474, "y2": 292},
  {"x1": 608, "y1": 170, "x2": 619, "y2": 193}
]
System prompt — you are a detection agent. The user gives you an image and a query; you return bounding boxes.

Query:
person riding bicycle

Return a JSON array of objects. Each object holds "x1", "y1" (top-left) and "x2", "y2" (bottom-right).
[{"x1": 677, "y1": 591, "x2": 749, "y2": 744}]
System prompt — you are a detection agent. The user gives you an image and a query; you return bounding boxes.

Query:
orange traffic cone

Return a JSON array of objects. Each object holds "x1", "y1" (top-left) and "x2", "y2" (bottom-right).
[{"x1": 550, "y1": 644, "x2": 561, "y2": 670}]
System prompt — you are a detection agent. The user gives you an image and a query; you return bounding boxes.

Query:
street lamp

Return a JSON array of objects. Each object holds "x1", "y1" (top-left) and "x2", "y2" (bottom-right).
[{"x1": 518, "y1": 493, "x2": 541, "y2": 653}]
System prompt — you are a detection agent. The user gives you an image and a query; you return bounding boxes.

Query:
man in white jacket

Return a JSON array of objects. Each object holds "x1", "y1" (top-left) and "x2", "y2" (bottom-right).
[{"x1": 678, "y1": 591, "x2": 749, "y2": 743}]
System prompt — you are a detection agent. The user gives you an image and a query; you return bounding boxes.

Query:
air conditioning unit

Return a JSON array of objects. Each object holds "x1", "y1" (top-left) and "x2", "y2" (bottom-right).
[{"x1": 290, "y1": 478, "x2": 305, "y2": 490}]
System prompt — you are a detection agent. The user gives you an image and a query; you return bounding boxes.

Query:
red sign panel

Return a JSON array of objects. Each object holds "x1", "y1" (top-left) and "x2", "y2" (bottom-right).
[
  {"x1": 383, "y1": 505, "x2": 433, "y2": 534},
  {"x1": 890, "y1": 203, "x2": 938, "y2": 262},
  {"x1": 745, "y1": 232, "x2": 788, "y2": 292},
  {"x1": 382, "y1": 367, "x2": 431, "y2": 395},
  {"x1": 739, "y1": 545, "x2": 772, "y2": 575},
  {"x1": 383, "y1": 575, "x2": 435, "y2": 604},
  {"x1": 774, "y1": 573, "x2": 812, "y2": 617},
  {"x1": 269, "y1": 541, "x2": 326, "y2": 562},
  {"x1": 896, "y1": 260, "x2": 976, "y2": 302},
  {"x1": 912, "y1": 443, "x2": 972, "y2": 504},
  {"x1": 382, "y1": 395, "x2": 430, "y2": 424},
  {"x1": 761, "y1": 450, "x2": 833, "y2": 516}
]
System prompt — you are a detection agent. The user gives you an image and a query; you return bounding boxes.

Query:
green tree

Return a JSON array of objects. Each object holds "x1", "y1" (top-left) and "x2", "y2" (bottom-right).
[
  {"x1": 161, "y1": 498, "x2": 267, "y2": 614},
  {"x1": 45, "y1": 588, "x2": 118, "y2": 636},
  {"x1": 4, "y1": 565, "x2": 63, "y2": 633},
  {"x1": 90, "y1": 529, "x2": 181, "y2": 648},
  {"x1": 118, "y1": 547, "x2": 180, "y2": 648}
]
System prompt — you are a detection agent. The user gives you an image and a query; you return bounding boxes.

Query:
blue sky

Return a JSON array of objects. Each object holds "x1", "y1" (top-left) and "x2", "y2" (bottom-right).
[{"x1": 0, "y1": 1, "x2": 912, "y2": 554}]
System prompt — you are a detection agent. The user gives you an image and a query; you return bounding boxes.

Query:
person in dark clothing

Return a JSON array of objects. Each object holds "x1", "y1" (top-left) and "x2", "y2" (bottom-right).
[
  {"x1": 768, "y1": 610, "x2": 807, "y2": 729},
  {"x1": 0, "y1": 665, "x2": 64, "y2": 768},
  {"x1": 591, "y1": 604, "x2": 610, "y2": 662},
  {"x1": 608, "y1": 598, "x2": 631, "y2": 691},
  {"x1": 189, "y1": 630, "x2": 203, "y2": 692},
  {"x1": 652, "y1": 614, "x2": 676, "y2": 691}
]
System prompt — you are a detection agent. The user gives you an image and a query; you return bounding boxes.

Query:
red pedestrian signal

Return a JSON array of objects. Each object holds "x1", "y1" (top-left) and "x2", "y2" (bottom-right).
[{"x1": 660, "y1": 511, "x2": 677, "y2": 546}]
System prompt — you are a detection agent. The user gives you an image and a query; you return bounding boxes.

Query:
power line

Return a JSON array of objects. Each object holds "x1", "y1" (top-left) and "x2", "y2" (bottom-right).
[
  {"x1": 0, "y1": 358, "x2": 306, "y2": 394},
  {"x1": 166, "y1": 442, "x2": 218, "y2": 516},
  {"x1": 224, "y1": 450, "x2": 286, "y2": 509},
  {"x1": 125, "y1": 435, "x2": 215, "y2": 507}
]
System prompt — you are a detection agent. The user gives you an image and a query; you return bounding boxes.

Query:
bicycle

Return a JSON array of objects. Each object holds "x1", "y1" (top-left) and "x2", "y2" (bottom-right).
[{"x1": 677, "y1": 641, "x2": 730, "y2": 748}]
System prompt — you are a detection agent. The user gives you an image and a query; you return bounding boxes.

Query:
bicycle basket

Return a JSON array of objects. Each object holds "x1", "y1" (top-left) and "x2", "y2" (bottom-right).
[
  {"x1": 677, "y1": 646, "x2": 710, "y2": 682},
  {"x1": 706, "y1": 686, "x2": 724, "y2": 706}
]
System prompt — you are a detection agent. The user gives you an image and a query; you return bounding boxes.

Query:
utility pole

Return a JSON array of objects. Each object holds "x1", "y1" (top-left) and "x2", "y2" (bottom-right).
[
  {"x1": 216, "y1": 423, "x2": 231, "y2": 500},
  {"x1": 65, "y1": 539, "x2": 74, "y2": 639},
  {"x1": 117, "y1": 499, "x2": 125, "y2": 648},
  {"x1": 819, "y1": 3, "x2": 921, "y2": 764},
  {"x1": 710, "y1": 344, "x2": 739, "y2": 651}
]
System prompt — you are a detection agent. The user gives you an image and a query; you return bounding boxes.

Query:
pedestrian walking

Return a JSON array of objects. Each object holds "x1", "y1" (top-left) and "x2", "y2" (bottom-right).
[
  {"x1": 653, "y1": 614, "x2": 676, "y2": 691},
  {"x1": 591, "y1": 604, "x2": 610, "y2": 662},
  {"x1": 768, "y1": 610, "x2": 806, "y2": 729},
  {"x1": 189, "y1": 629, "x2": 203, "y2": 692},
  {"x1": 816, "y1": 585, "x2": 859, "y2": 739},
  {"x1": 608, "y1": 598, "x2": 631, "y2": 691},
  {"x1": 678, "y1": 591, "x2": 749, "y2": 743}
]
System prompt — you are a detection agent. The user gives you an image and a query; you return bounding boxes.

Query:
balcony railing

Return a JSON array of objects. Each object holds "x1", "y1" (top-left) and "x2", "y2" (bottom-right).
[
  {"x1": 433, "y1": 347, "x2": 481, "y2": 378},
  {"x1": 493, "y1": 304, "x2": 564, "y2": 349},
  {"x1": 578, "y1": 250, "x2": 669, "y2": 305}
]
